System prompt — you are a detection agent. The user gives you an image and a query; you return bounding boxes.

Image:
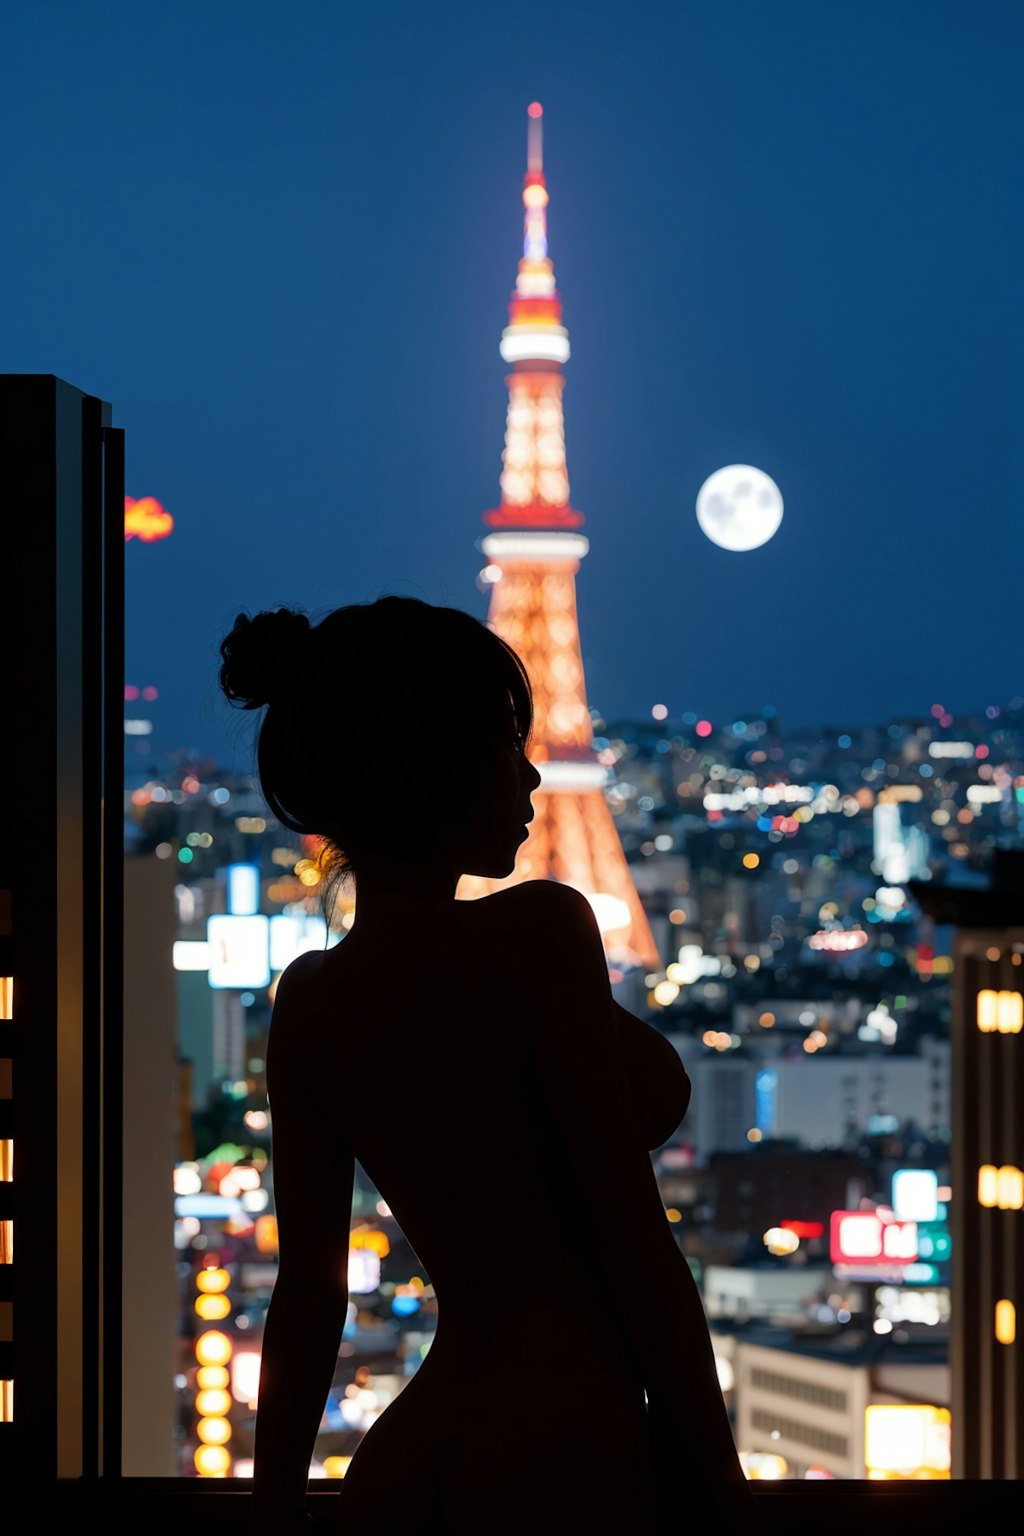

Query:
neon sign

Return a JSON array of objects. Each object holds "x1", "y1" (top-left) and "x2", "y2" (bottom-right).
[{"x1": 830, "y1": 1209, "x2": 918, "y2": 1267}]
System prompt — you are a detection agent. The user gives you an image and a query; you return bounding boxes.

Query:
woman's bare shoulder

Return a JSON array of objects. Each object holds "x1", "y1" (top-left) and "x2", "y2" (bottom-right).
[
  {"x1": 476, "y1": 879, "x2": 598, "y2": 935},
  {"x1": 265, "y1": 950, "x2": 326, "y2": 1059},
  {"x1": 470, "y1": 882, "x2": 607, "y2": 998},
  {"x1": 272, "y1": 947, "x2": 325, "y2": 1003}
]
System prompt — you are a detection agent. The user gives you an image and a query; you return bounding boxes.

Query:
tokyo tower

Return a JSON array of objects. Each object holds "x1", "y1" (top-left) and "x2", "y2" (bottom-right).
[{"x1": 458, "y1": 103, "x2": 660, "y2": 974}]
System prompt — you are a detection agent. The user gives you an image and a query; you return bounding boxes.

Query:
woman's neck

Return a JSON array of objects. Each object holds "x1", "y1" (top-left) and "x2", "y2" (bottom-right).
[{"x1": 345, "y1": 855, "x2": 461, "y2": 937}]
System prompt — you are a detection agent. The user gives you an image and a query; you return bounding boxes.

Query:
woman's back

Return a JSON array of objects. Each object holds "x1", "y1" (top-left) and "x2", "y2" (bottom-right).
[{"x1": 269, "y1": 881, "x2": 691, "y2": 1531}]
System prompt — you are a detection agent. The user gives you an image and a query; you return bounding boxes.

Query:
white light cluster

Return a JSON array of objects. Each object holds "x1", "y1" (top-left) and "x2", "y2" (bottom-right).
[
  {"x1": 704, "y1": 784, "x2": 814, "y2": 812},
  {"x1": 838, "y1": 1212, "x2": 917, "y2": 1260},
  {"x1": 231, "y1": 1351, "x2": 262, "y2": 1407},
  {"x1": 174, "y1": 941, "x2": 212, "y2": 971},
  {"x1": 763, "y1": 1226, "x2": 800, "y2": 1255},
  {"x1": 207, "y1": 914, "x2": 271, "y2": 989},
  {"x1": 537, "y1": 760, "x2": 608, "y2": 791},
  {"x1": 347, "y1": 1249, "x2": 381, "y2": 1295},
  {"x1": 859, "y1": 1002, "x2": 897, "y2": 1045},
  {"x1": 875, "y1": 1285, "x2": 948, "y2": 1326},
  {"x1": 928, "y1": 741, "x2": 975, "y2": 757},
  {"x1": 582, "y1": 891, "x2": 631, "y2": 933},
  {"x1": 516, "y1": 268, "x2": 555, "y2": 298},
  {"x1": 667, "y1": 944, "x2": 721, "y2": 985},
  {"x1": 481, "y1": 532, "x2": 589, "y2": 562},
  {"x1": 174, "y1": 1164, "x2": 202, "y2": 1196},
  {"x1": 864, "y1": 1405, "x2": 950, "y2": 1476},
  {"x1": 967, "y1": 784, "x2": 1002, "y2": 804},
  {"x1": 499, "y1": 327, "x2": 570, "y2": 365},
  {"x1": 891, "y1": 1169, "x2": 938, "y2": 1221},
  {"x1": 808, "y1": 929, "x2": 868, "y2": 952}
]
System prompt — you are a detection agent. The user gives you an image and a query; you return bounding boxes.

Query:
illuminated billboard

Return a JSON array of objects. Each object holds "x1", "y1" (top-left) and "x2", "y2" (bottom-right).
[
  {"x1": 227, "y1": 863, "x2": 260, "y2": 916},
  {"x1": 864, "y1": 1404, "x2": 951, "y2": 1478},
  {"x1": 207, "y1": 914, "x2": 270, "y2": 989},
  {"x1": 268, "y1": 913, "x2": 339, "y2": 972},
  {"x1": 892, "y1": 1169, "x2": 939, "y2": 1222},
  {"x1": 830, "y1": 1209, "x2": 918, "y2": 1268},
  {"x1": 173, "y1": 941, "x2": 212, "y2": 972}
]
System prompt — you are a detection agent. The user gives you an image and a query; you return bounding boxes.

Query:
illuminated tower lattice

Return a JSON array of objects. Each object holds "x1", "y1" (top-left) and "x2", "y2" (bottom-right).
[{"x1": 459, "y1": 103, "x2": 659, "y2": 973}]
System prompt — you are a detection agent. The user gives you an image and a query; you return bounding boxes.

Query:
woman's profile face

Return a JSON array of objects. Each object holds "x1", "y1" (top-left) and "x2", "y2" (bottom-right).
[{"x1": 449, "y1": 692, "x2": 541, "y2": 879}]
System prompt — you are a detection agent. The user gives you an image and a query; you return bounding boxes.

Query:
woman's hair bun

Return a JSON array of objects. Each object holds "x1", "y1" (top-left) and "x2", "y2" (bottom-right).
[{"x1": 219, "y1": 607, "x2": 311, "y2": 710}]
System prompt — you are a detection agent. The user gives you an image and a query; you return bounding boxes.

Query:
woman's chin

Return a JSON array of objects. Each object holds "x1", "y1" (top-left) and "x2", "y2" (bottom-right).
[
  {"x1": 465, "y1": 846, "x2": 521, "y2": 880},
  {"x1": 458, "y1": 823, "x2": 529, "y2": 881}
]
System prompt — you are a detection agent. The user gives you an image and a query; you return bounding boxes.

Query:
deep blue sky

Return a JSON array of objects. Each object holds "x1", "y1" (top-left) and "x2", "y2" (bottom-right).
[{"x1": 3, "y1": 2, "x2": 1021, "y2": 772}]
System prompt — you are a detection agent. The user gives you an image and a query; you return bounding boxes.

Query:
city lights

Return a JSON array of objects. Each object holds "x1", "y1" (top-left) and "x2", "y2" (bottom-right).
[
  {"x1": 193, "y1": 1444, "x2": 231, "y2": 1476},
  {"x1": 124, "y1": 493, "x2": 173, "y2": 541},
  {"x1": 173, "y1": 941, "x2": 211, "y2": 971},
  {"x1": 227, "y1": 863, "x2": 260, "y2": 916},
  {"x1": 742, "y1": 1452, "x2": 789, "y2": 1480},
  {"x1": 995, "y1": 1299, "x2": 1016, "y2": 1346},
  {"x1": 323, "y1": 1456, "x2": 353, "y2": 1479},
  {"x1": 763, "y1": 1227, "x2": 800, "y2": 1256},
  {"x1": 231, "y1": 1350, "x2": 262, "y2": 1407},
  {"x1": 206, "y1": 914, "x2": 271, "y2": 989},
  {"x1": 977, "y1": 1164, "x2": 1024, "y2": 1210},
  {"x1": 195, "y1": 1330, "x2": 232, "y2": 1367},
  {"x1": 864, "y1": 1404, "x2": 950, "y2": 1478},
  {"x1": 891, "y1": 1170, "x2": 938, "y2": 1223},
  {"x1": 193, "y1": 1271, "x2": 234, "y2": 1476},
  {"x1": 808, "y1": 928, "x2": 868, "y2": 952},
  {"x1": 830, "y1": 1210, "x2": 918, "y2": 1268},
  {"x1": 585, "y1": 892, "x2": 631, "y2": 933},
  {"x1": 976, "y1": 988, "x2": 1023, "y2": 1033}
]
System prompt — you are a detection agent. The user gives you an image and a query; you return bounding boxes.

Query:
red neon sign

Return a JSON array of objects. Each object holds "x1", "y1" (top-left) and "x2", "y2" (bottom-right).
[
  {"x1": 781, "y1": 1219, "x2": 825, "y2": 1240},
  {"x1": 830, "y1": 1210, "x2": 918, "y2": 1266}
]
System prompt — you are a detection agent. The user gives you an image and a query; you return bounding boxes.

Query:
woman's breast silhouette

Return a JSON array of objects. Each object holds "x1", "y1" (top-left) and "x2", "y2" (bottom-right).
[{"x1": 219, "y1": 596, "x2": 760, "y2": 1534}]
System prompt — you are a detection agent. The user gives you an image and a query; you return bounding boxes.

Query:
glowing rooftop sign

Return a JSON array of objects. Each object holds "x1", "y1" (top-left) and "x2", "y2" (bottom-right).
[
  {"x1": 830, "y1": 1209, "x2": 918, "y2": 1267},
  {"x1": 892, "y1": 1170, "x2": 938, "y2": 1222}
]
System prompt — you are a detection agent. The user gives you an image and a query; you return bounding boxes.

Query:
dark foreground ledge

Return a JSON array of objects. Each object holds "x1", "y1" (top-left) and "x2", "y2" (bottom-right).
[{"x1": 41, "y1": 1477, "x2": 1023, "y2": 1533}]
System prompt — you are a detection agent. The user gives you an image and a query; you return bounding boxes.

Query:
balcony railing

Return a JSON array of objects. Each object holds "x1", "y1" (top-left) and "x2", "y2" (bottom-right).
[{"x1": 48, "y1": 1476, "x2": 1022, "y2": 1532}]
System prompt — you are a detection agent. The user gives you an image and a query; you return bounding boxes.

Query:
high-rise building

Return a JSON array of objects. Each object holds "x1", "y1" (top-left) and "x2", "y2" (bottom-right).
[
  {"x1": 910, "y1": 850, "x2": 1024, "y2": 1478},
  {"x1": 458, "y1": 104, "x2": 659, "y2": 973},
  {"x1": 1, "y1": 374, "x2": 125, "y2": 1481}
]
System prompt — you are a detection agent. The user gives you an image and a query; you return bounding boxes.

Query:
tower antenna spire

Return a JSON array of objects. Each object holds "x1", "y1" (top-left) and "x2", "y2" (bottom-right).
[{"x1": 527, "y1": 100, "x2": 544, "y2": 174}]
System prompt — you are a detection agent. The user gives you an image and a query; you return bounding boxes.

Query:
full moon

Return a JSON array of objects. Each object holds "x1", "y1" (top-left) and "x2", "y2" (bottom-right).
[{"x1": 695, "y1": 464, "x2": 783, "y2": 552}]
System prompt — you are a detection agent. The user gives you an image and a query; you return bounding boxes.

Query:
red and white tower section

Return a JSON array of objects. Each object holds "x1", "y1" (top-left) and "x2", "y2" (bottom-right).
[{"x1": 460, "y1": 103, "x2": 659, "y2": 973}]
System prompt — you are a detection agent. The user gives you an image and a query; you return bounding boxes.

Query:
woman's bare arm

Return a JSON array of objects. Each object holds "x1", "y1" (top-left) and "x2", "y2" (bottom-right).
[{"x1": 251, "y1": 955, "x2": 353, "y2": 1531}]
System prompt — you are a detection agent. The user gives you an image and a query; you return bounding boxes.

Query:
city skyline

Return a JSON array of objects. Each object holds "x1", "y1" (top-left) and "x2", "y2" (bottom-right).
[{"x1": 3, "y1": 2, "x2": 1021, "y2": 771}]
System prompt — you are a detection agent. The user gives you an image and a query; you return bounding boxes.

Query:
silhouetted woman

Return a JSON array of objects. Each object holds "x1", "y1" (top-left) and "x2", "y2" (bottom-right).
[{"x1": 219, "y1": 596, "x2": 761, "y2": 1534}]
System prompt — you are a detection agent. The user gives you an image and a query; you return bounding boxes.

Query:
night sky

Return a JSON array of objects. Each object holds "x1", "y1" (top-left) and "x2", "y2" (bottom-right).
[{"x1": 3, "y1": 2, "x2": 1021, "y2": 774}]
